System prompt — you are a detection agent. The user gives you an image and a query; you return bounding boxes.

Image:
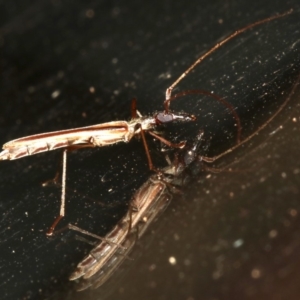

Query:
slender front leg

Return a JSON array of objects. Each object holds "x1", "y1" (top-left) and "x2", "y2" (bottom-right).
[
  {"x1": 148, "y1": 131, "x2": 186, "y2": 149},
  {"x1": 46, "y1": 148, "x2": 67, "y2": 236},
  {"x1": 136, "y1": 123, "x2": 187, "y2": 171},
  {"x1": 135, "y1": 123, "x2": 155, "y2": 171}
]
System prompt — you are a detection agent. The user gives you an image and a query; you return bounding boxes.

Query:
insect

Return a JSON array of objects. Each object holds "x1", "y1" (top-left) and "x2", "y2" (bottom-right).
[
  {"x1": 63, "y1": 9, "x2": 296, "y2": 289},
  {"x1": 70, "y1": 57, "x2": 299, "y2": 289},
  {"x1": 69, "y1": 130, "x2": 205, "y2": 290},
  {"x1": 0, "y1": 9, "x2": 292, "y2": 237},
  {"x1": 70, "y1": 64, "x2": 299, "y2": 289}
]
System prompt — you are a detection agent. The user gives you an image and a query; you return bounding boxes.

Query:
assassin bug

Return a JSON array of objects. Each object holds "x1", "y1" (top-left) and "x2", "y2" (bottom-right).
[{"x1": 0, "y1": 9, "x2": 292, "y2": 236}]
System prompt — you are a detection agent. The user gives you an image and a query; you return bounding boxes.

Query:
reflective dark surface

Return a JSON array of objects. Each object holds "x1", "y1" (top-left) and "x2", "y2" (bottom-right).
[{"x1": 0, "y1": 0, "x2": 300, "y2": 299}]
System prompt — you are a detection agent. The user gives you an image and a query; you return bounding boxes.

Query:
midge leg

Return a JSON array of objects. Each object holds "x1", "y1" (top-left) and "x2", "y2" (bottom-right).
[{"x1": 66, "y1": 224, "x2": 127, "y2": 249}]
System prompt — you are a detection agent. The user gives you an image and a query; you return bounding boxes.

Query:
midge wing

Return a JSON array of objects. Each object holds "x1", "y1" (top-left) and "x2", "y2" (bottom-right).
[{"x1": 0, "y1": 121, "x2": 129, "y2": 160}]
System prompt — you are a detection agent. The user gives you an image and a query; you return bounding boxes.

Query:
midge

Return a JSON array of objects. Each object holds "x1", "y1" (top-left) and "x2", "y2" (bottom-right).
[
  {"x1": 0, "y1": 9, "x2": 292, "y2": 235},
  {"x1": 70, "y1": 131, "x2": 205, "y2": 290}
]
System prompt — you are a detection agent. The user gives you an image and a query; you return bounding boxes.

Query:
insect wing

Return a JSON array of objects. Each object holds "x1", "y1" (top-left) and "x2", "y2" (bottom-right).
[{"x1": 0, "y1": 121, "x2": 129, "y2": 160}]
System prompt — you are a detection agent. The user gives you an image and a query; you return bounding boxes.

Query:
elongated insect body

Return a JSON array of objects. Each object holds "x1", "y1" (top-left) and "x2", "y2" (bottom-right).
[
  {"x1": 0, "y1": 109, "x2": 195, "y2": 235},
  {"x1": 0, "y1": 112, "x2": 196, "y2": 161},
  {"x1": 69, "y1": 131, "x2": 204, "y2": 289},
  {"x1": 0, "y1": 121, "x2": 129, "y2": 160},
  {"x1": 69, "y1": 176, "x2": 171, "y2": 282}
]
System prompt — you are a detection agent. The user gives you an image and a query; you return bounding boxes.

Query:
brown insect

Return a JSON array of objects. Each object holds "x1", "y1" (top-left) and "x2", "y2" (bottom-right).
[{"x1": 0, "y1": 9, "x2": 292, "y2": 237}]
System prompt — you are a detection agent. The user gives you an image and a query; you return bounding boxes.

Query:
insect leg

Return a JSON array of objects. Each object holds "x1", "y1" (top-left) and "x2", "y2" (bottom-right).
[
  {"x1": 129, "y1": 203, "x2": 134, "y2": 232},
  {"x1": 46, "y1": 148, "x2": 67, "y2": 236},
  {"x1": 135, "y1": 123, "x2": 155, "y2": 170},
  {"x1": 131, "y1": 98, "x2": 137, "y2": 119},
  {"x1": 67, "y1": 224, "x2": 127, "y2": 249},
  {"x1": 148, "y1": 131, "x2": 186, "y2": 149},
  {"x1": 45, "y1": 144, "x2": 99, "y2": 236},
  {"x1": 136, "y1": 122, "x2": 186, "y2": 171}
]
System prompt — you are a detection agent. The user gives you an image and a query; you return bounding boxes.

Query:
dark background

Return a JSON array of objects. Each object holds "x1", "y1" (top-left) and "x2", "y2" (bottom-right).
[{"x1": 0, "y1": 0, "x2": 300, "y2": 299}]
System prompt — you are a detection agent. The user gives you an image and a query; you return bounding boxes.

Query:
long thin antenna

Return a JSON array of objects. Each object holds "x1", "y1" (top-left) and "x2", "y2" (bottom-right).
[{"x1": 165, "y1": 9, "x2": 293, "y2": 101}]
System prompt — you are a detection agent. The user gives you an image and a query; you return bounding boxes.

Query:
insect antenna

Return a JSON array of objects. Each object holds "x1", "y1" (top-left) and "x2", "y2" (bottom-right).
[
  {"x1": 165, "y1": 89, "x2": 242, "y2": 143},
  {"x1": 165, "y1": 9, "x2": 293, "y2": 101}
]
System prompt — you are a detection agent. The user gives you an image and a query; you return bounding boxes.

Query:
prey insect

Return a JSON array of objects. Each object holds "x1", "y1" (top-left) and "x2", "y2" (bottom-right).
[
  {"x1": 0, "y1": 9, "x2": 292, "y2": 236},
  {"x1": 69, "y1": 74, "x2": 300, "y2": 291},
  {"x1": 69, "y1": 63, "x2": 300, "y2": 290},
  {"x1": 69, "y1": 130, "x2": 205, "y2": 290},
  {"x1": 68, "y1": 9, "x2": 295, "y2": 289}
]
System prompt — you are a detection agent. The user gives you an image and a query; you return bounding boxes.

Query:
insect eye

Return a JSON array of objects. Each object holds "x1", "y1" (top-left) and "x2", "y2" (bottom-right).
[{"x1": 156, "y1": 112, "x2": 173, "y2": 124}]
